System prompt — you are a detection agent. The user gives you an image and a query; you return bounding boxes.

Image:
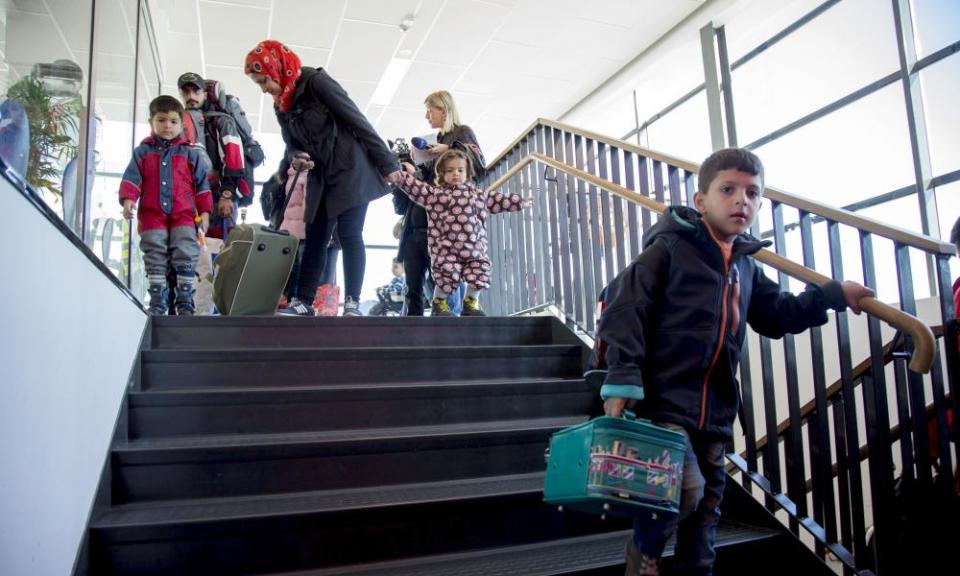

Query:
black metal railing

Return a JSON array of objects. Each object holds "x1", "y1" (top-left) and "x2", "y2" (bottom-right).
[{"x1": 482, "y1": 119, "x2": 958, "y2": 575}]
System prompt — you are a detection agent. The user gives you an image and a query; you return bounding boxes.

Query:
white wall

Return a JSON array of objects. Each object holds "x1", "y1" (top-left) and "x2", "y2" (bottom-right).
[{"x1": 0, "y1": 181, "x2": 147, "y2": 576}]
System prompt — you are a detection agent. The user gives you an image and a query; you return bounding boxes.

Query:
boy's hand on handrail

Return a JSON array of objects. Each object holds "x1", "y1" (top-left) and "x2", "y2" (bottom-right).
[
  {"x1": 122, "y1": 199, "x2": 135, "y2": 220},
  {"x1": 842, "y1": 281, "x2": 875, "y2": 314}
]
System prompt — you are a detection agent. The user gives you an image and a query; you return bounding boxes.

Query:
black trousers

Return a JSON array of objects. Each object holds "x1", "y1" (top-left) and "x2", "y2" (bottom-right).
[
  {"x1": 399, "y1": 228, "x2": 430, "y2": 316},
  {"x1": 297, "y1": 202, "x2": 367, "y2": 302}
]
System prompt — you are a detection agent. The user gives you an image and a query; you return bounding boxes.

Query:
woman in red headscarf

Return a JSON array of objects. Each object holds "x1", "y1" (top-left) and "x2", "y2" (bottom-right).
[{"x1": 246, "y1": 40, "x2": 402, "y2": 316}]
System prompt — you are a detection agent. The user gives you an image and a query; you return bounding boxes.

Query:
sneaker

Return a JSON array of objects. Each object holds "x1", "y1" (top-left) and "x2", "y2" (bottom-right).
[
  {"x1": 431, "y1": 297, "x2": 453, "y2": 317},
  {"x1": 625, "y1": 539, "x2": 660, "y2": 576},
  {"x1": 461, "y1": 296, "x2": 486, "y2": 316},
  {"x1": 343, "y1": 296, "x2": 362, "y2": 317},
  {"x1": 278, "y1": 297, "x2": 315, "y2": 316}
]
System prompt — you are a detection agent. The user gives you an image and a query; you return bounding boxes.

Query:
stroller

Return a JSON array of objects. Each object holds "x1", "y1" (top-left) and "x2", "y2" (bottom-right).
[{"x1": 368, "y1": 280, "x2": 405, "y2": 316}]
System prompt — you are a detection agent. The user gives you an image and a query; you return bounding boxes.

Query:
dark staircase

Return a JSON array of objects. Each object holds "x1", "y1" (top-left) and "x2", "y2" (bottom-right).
[{"x1": 84, "y1": 316, "x2": 831, "y2": 575}]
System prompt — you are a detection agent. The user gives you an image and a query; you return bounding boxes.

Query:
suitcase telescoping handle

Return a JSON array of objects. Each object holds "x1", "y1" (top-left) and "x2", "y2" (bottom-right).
[{"x1": 271, "y1": 168, "x2": 305, "y2": 231}]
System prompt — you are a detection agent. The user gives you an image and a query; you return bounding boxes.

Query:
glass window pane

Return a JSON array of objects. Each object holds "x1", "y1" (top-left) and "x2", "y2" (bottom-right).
[
  {"x1": 632, "y1": 35, "x2": 705, "y2": 126},
  {"x1": 643, "y1": 91, "x2": 712, "y2": 166},
  {"x1": 1, "y1": 0, "x2": 93, "y2": 232},
  {"x1": 856, "y1": 194, "x2": 930, "y2": 300},
  {"x1": 910, "y1": 0, "x2": 960, "y2": 58},
  {"x1": 752, "y1": 84, "x2": 914, "y2": 212},
  {"x1": 731, "y1": 0, "x2": 900, "y2": 145},
  {"x1": 920, "y1": 54, "x2": 960, "y2": 177},
  {"x1": 723, "y1": 0, "x2": 825, "y2": 63}
]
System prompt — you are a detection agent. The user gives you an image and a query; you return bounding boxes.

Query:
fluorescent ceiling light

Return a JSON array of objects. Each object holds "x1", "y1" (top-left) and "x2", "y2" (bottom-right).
[{"x1": 370, "y1": 57, "x2": 412, "y2": 107}]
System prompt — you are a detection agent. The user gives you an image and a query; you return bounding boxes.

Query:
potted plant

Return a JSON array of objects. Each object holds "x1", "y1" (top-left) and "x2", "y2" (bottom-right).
[{"x1": 5, "y1": 74, "x2": 81, "y2": 197}]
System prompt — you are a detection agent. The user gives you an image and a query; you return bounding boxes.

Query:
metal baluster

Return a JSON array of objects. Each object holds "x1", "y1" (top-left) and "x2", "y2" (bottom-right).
[
  {"x1": 545, "y1": 128, "x2": 564, "y2": 308},
  {"x1": 487, "y1": 159, "x2": 505, "y2": 316},
  {"x1": 624, "y1": 152, "x2": 642, "y2": 260},
  {"x1": 506, "y1": 147, "x2": 523, "y2": 314},
  {"x1": 773, "y1": 202, "x2": 806, "y2": 533},
  {"x1": 597, "y1": 142, "x2": 620, "y2": 290},
  {"x1": 609, "y1": 148, "x2": 627, "y2": 273},
  {"x1": 895, "y1": 243, "x2": 931, "y2": 484},
  {"x1": 667, "y1": 164, "x2": 682, "y2": 206},
  {"x1": 828, "y1": 220, "x2": 868, "y2": 567},
  {"x1": 859, "y1": 231, "x2": 897, "y2": 574},
  {"x1": 531, "y1": 126, "x2": 551, "y2": 307},
  {"x1": 576, "y1": 136, "x2": 597, "y2": 332},
  {"x1": 800, "y1": 210, "x2": 838, "y2": 550},
  {"x1": 567, "y1": 134, "x2": 586, "y2": 329},
  {"x1": 555, "y1": 130, "x2": 574, "y2": 319},
  {"x1": 588, "y1": 140, "x2": 607, "y2": 300}
]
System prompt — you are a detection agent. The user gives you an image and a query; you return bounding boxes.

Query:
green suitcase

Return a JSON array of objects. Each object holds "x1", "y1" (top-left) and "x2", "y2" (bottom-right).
[
  {"x1": 543, "y1": 415, "x2": 685, "y2": 517},
  {"x1": 213, "y1": 224, "x2": 297, "y2": 315}
]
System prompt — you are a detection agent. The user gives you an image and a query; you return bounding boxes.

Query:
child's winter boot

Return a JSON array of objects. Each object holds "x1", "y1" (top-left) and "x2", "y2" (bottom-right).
[
  {"x1": 147, "y1": 283, "x2": 169, "y2": 316},
  {"x1": 461, "y1": 295, "x2": 486, "y2": 316},
  {"x1": 174, "y1": 269, "x2": 196, "y2": 316}
]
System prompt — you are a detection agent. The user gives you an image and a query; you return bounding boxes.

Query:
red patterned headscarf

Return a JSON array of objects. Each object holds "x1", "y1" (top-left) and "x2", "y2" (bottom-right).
[{"x1": 244, "y1": 40, "x2": 302, "y2": 112}]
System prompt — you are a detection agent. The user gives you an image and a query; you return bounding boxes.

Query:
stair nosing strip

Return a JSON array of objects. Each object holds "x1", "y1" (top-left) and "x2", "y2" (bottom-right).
[
  {"x1": 115, "y1": 415, "x2": 587, "y2": 453},
  {"x1": 91, "y1": 472, "x2": 547, "y2": 528}
]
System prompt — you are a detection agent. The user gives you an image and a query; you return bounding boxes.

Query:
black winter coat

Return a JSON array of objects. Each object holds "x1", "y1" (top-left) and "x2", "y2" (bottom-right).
[
  {"x1": 597, "y1": 206, "x2": 848, "y2": 439},
  {"x1": 277, "y1": 67, "x2": 400, "y2": 222}
]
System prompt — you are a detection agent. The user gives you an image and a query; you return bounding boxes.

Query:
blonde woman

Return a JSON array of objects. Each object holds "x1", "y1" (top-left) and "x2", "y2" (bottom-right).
[{"x1": 395, "y1": 90, "x2": 485, "y2": 316}]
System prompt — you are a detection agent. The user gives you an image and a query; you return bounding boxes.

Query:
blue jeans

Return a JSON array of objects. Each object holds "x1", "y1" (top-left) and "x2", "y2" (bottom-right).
[{"x1": 633, "y1": 425, "x2": 726, "y2": 576}]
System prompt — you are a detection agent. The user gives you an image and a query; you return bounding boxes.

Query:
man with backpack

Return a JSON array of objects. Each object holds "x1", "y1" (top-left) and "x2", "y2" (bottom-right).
[{"x1": 178, "y1": 71, "x2": 264, "y2": 239}]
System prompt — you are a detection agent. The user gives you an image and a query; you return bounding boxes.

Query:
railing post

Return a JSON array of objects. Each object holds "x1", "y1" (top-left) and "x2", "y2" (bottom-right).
[
  {"x1": 828, "y1": 220, "x2": 868, "y2": 567},
  {"x1": 624, "y1": 152, "x2": 643, "y2": 260},
  {"x1": 610, "y1": 148, "x2": 633, "y2": 276},
  {"x1": 544, "y1": 127, "x2": 564, "y2": 308},
  {"x1": 895, "y1": 243, "x2": 931, "y2": 484},
  {"x1": 566, "y1": 134, "x2": 586, "y2": 329},
  {"x1": 555, "y1": 130, "x2": 575, "y2": 320},
  {"x1": 597, "y1": 142, "x2": 616, "y2": 288},
  {"x1": 531, "y1": 126, "x2": 551, "y2": 308},
  {"x1": 487, "y1": 157, "x2": 505, "y2": 316},
  {"x1": 772, "y1": 202, "x2": 806, "y2": 533},
  {"x1": 800, "y1": 210, "x2": 838, "y2": 552},
  {"x1": 588, "y1": 140, "x2": 607, "y2": 300},
  {"x1": 859, "y1": 231, "x2": 897, "y2": 575}
]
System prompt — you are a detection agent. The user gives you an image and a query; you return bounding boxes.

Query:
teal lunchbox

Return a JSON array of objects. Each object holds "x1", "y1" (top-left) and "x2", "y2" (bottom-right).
[{"x1": 543, "y1": 415, "x2": 685, "y2": 517}]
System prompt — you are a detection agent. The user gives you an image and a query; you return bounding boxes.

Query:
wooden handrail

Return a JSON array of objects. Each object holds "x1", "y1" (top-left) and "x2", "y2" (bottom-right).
[
  {"x1": 487, "y1": 152, "x2": 936, "y2": 374},
  {"x1": 486, "y1": 118, "x2": 954, "y2": 256}
]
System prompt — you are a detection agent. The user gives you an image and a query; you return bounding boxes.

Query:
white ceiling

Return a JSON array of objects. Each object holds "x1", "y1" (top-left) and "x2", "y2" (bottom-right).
[
  {"x1": 3, "y1": 0, "x2": 707, "y2": 158},
  {"x1": 149, "y1": 0, "x2": 706, "y2": 156}
]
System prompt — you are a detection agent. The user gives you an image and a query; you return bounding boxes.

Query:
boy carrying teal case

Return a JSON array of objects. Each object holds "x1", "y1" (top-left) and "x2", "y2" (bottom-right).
[{"x1": 543, "y1": 414, "x2": 685, "y2": 517}]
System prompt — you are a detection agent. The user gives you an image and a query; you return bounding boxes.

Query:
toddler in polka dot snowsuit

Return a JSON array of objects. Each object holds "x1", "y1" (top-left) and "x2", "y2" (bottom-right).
[{"x1": 397, "y1": 149, "x2": 531, "y2": 315}]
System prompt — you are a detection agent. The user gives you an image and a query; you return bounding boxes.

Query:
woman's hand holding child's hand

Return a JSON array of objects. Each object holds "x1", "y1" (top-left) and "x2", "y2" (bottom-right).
[
  {"x1": 385, "y1": 170, "x2": 404, "y2": 184},
  {"x1": 401, "y1": 162, "x2": 416, "y2": 175},
  {"x1": 122, "y1": 199, "x2": 135, "y2": 220},
  {"x1": 841, "y1": 281, "x2": 874, "y2": 314}
]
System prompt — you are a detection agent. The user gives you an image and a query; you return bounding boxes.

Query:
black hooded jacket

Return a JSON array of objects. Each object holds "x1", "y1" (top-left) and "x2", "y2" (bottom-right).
[
  {"x1": 276, "y1": 67, "x2": 400, "y2": 223},
  {"x1": 597, "y1": 205, "x2": 848, "y2": 439}
]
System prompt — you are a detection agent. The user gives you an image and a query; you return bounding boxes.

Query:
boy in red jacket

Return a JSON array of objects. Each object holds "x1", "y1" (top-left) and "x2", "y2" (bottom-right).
[{"x1": 120, "y1": 95, "x2": 212, "y2": 315}]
